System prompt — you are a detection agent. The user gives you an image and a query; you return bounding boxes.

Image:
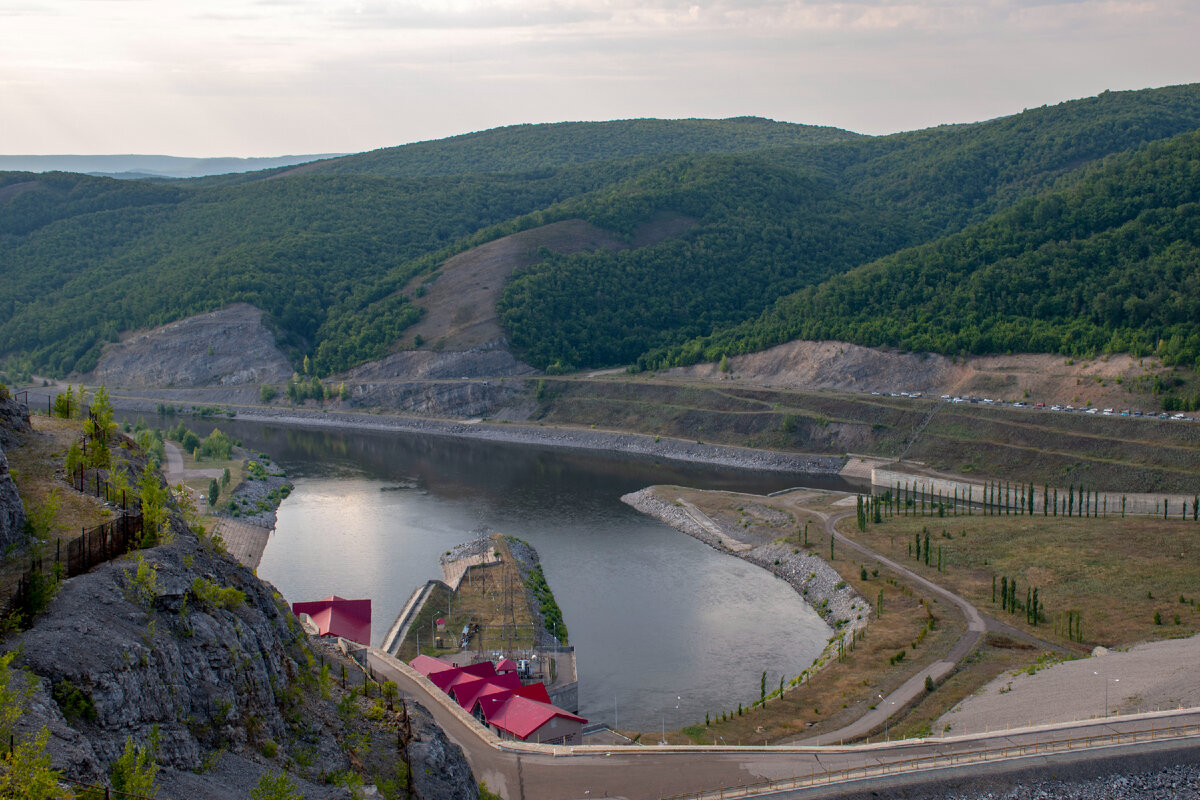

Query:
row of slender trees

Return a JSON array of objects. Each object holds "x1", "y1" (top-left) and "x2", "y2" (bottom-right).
[{"x1": 877, "y1": 480, "x2": 1199, "y2": 521}]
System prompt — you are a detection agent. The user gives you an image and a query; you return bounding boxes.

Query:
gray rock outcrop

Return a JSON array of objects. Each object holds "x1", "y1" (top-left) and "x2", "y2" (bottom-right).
[
  {"x1": 0, "y1": 394, "x2": 30, "y2": 548},
  {"x1": 90, "y1": 303, "x2": 292, "y2": 388},
  {"x1": 6, "y1": 463, "x2": 479, "y2": 798}
]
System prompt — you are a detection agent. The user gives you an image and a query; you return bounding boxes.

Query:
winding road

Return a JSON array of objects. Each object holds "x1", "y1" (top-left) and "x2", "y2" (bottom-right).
[
  {"x1": 353, "y1": 497, "x2": 1199, "y2": 799},
  {"x1": 363, "y1": 648, "x2": 1200, "y2": 800},
  {"x1": 798, "y1": 509, "x2": 987, "y2": 744}
]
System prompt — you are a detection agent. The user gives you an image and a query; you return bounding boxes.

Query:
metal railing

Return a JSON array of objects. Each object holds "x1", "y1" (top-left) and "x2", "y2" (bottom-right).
[{"x1": 660, "y1": 721, "x2": 1200, "y2": 800}]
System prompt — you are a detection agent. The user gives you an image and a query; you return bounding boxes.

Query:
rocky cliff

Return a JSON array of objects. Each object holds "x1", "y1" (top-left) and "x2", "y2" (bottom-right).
[
  {"x1": 90, "y1": 304, "x2": 292, "y2": 388},
  {"x1": 0, "y1": 393, "x2": 30, "y2": 549},
  {"x1": 3, "y1": 431, "x2": 478, "y2": 798}
]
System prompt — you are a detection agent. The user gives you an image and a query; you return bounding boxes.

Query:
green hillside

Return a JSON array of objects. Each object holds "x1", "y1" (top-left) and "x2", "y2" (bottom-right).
[
  {"x1": 270, "y1": 117, "x2": 861, "y2": 179},
  {"x1": 2, "y1": 85, "x2": 1200, "y2": 380},
  {"x1": 0, "y1": 165, "x2": 633, "y2": 374},
  {"x1": 643, "y1": 129, "x2": 1200, "y2": 371},
  {"x1": 498, "y1": 86, "x2": 1200, "y2": 370}
]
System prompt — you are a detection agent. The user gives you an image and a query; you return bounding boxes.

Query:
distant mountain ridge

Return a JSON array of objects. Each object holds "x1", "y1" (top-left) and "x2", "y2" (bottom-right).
[{"x1": 0, "y1": 153, "x2": 343, "y2": 180}]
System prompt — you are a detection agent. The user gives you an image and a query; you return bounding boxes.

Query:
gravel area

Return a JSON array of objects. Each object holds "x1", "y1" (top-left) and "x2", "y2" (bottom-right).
[
  {"x1": 215, "y1": 456, "x2": 292, "y2": 528},
  {"x1": 836, "y1": 749, "x2": 1200, "y2": 800},
  {"x1": 621, "y1": 488, "x2": 870, "y2": 661},
  {"x1": 937, "y1": 635, "x2": 1200, "y2": 736},
  {"x1": 933, "y1": 765, "x2": 1200, "y2": 800}
]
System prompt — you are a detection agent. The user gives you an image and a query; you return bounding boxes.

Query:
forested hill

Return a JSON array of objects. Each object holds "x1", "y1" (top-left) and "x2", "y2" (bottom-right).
[
  {"x1": 2, "y1": 85, "x2": 1200, "y2": 381},
  {"x1": 643, "y1": 128, "x2": 1200, "y2": 372},
  {"x1": 496, "y1": 85, "x2": 1200, "y2": 371},
  {"x1": 262, "y1": 117, "x2": 862, "y2": 180}
]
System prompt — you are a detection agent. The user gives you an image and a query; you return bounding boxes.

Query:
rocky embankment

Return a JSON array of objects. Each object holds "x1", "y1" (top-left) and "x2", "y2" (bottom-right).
[
  {"x1": 1, "y1": 409, "x2": 479, "y2": 798},
  {"x1": 217, "y1": 454, "x2": 293, "y2": 528},
  {"x1": 221, "y1": 406, "x2": 846, "y2": 474},
  {"x1": 505, "y1": 536, "x2": 565, "y2": 649},
  {"x1": 839, "y1": 748, "x2": 1200, "y2": 800},
  {"x1": 91, "y1": 303, "x2": 292, "y2": 388},
  {"x1": 622, "y1": 488, "x2": 869, "y2": 649},
  {"x1": 0, "y1": 394, "x2": 30, "y2": 548}
]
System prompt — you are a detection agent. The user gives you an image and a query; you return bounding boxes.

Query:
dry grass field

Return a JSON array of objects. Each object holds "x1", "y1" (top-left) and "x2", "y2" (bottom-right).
[
  {"x1": 394, "y1": 536, "x2": 538, "y2": 662},
  {"x1": 843, "y1": 510, "x2": 1200, "y2": 649}
]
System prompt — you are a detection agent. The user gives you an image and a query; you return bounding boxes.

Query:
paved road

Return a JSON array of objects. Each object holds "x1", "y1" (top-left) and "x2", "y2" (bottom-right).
[
  {"x1": 363, "y1": 648, "x2": 1200, "y2": 800},
  {"x1": 795, "y1": 509, "x2": 988, "y2": 744},
  {"x1": 163, "y1": 441, "x2": 224, "y2": 482}
]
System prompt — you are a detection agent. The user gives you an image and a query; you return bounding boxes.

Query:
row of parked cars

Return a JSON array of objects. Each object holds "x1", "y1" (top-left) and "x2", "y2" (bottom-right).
[{"x1": 932, "y1": 394, "x2": 1196, "y2": 421}]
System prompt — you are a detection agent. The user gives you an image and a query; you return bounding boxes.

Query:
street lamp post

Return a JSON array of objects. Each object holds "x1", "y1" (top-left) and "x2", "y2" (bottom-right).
[
  {"x1": 1094, "y1": 671, "x2": 1119, "y2": 716},
  {"x1": 878, "y1": 694, "x2": 889, "y2": 741}
]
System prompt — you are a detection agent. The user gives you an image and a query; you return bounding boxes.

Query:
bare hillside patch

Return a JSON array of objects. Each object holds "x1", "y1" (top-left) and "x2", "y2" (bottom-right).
[
  {"x1": 90, "y1": 303, "x2": 291, "y2": 388},
  {"x1": 404, "y1": 214, "x2": 695, "y2": 353},
  {"x1": 673, "y1": 340, "x2": 1181, "y2": 411}
]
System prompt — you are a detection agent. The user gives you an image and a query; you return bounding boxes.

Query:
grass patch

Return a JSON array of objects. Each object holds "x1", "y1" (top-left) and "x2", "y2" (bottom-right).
[
  {"x1": 395, "y1": 535, "x2": 537, "y2": 661},
  {"x1": 849, "y1": 511, "x2": 1200, "y2": 648}
]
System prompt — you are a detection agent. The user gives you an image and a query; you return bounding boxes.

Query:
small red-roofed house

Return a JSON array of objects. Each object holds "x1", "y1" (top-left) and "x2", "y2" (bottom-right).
[
  {"x1": 409, "y1": 654, "x2": 455, "y2": 679},
  {"x1": 291, "y1": 596, "x2": 371, "y2": 645},
  {"x1": 495, "y1": 657, "x2": 518, "y2": 675},
  {"x1": 482, "y1": 694, "x2": 586, "y2": 745}
]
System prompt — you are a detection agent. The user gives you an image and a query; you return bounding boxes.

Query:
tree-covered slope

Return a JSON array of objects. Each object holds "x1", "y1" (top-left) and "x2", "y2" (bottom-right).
[
  {"x1": 496, "y1": 85, "x2": 1200, "y2": 370},
  {"x1": 3, "y1": 86, "x2": 1200, "y2": 380},
  {"x1": 271, "y1": 117, "x2": 862, "y2": 179},
  {"x1": 643, "y1": 129, "x2": 1200, "y2": 371},
  {"x1": 0, "y1": 164, "x2": 638, "y2": 375}
]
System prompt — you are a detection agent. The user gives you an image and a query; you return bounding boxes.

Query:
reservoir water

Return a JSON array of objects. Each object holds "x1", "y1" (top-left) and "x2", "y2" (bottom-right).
[{"x1": 144, "y1": 417, "x2": 851, "y2": 731}]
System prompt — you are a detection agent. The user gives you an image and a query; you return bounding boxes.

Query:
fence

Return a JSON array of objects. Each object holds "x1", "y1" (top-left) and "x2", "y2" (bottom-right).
[
  {"x1": 66, "y1": 512, "x2": 144, "y2": 578},
  {"x1": 5, "y1": 510, "x2": 144, "y2": 617},
  {"x1": 660, "y1": 720, "x2": 1200, "y2": 800},
  {"x1": 67, "y1": 464, "x2": 140, "y2": 513}
]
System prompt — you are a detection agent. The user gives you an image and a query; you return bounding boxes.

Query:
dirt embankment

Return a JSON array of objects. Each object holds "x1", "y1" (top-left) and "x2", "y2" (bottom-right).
[
  {"x1": 90, "y1": 303, "x2": 291, "y2": 389},
  {"x1": 675, "y1": 339, "x2": 1178, "y2": 411}
]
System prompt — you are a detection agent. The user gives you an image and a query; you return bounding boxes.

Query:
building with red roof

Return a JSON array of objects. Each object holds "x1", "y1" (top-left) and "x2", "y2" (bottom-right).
[
  {"x1": 409, "y1": 654, "x2": 455, "y2": 678},
  {"x1": 291, "y1": 596, "x2": 371, "y2": 646},
  {"x1": 451, "y1": 672, "x2": 522, "y2": 713},
  {"x1": 482, "y1": 694, "x2": 586, "y2": 745},
  {"x1": 429, "y1": 660, "x2": 495, "y2": 693},
  {"x1": 408, "y1": 655, "x2": 585, "y2": 743}
]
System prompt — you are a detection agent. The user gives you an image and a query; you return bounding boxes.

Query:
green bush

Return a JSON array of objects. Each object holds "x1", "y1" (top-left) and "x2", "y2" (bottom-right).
[
  {"x1": 190, "y1": 577, "x2": 246, "y2": 611},
  {"x1": 52, "y1": 680, "x2": 97, "y2": 723}
]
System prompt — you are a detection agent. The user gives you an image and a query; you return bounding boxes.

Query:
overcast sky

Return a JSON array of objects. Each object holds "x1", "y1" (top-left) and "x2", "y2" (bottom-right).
[{"x1": 2, "y1": 0, "x2": 1198, "y2": 156}]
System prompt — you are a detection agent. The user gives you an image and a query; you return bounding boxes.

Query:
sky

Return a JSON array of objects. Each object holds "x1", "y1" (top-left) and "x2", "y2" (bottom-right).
[{"x1": 1, "y1": 0, "x2": 1198, "y2": 157}]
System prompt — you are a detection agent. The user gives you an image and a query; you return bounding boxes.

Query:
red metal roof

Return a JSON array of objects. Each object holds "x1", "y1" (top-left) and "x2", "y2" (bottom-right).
[
  {"x1": 427, "y1": 660, "x2": 496, "y2": 693},
  {"x1": 409, "y1": 654, "x2": 454, "y2": 678},
  {"x1": 451, "y1": 673, "x2": 522, "y2": 711},
  {"x1": 292, "y1": 596, "x2": 371, "y2": 645},
  {"x1": 480, "y1": 694, "x2": 586, "y2": 740},
  {"x1": 495, "y1": 657, "x2": 519, "y2": 673}
]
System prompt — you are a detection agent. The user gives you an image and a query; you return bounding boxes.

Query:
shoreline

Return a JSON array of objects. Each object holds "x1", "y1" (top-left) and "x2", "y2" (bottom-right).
[
  {"x1": 621, "y1": 487, "x2": 870, "y2": 691},
  {"x1": 108, "y1": 396, "x2": 850, "y2": 476}
]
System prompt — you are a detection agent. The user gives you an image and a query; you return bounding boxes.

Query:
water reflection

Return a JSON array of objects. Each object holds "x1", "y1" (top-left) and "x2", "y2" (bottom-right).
[{"x1": 130, "y1": 415, "x2": 854, "y2": 730}]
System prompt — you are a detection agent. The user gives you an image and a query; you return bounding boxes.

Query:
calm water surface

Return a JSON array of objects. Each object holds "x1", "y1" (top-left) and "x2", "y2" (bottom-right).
[{"x1": 148, "y1": 417, "x2": 855, "y2": 730}]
